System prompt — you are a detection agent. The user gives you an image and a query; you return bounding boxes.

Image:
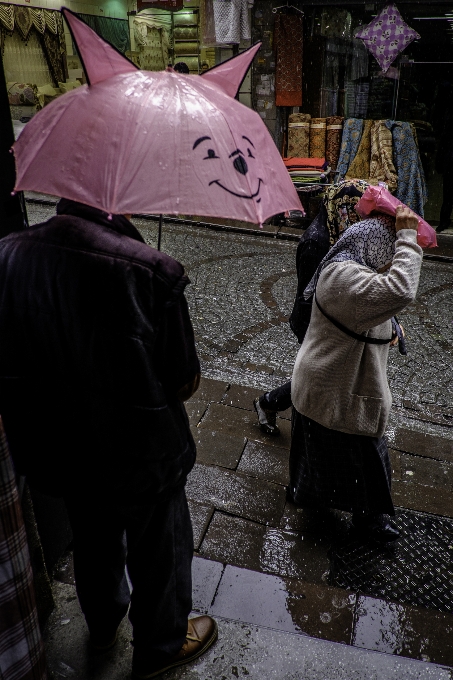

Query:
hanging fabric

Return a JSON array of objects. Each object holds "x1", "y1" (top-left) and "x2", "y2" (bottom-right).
[
  {"x1": 78, "y1": 13, "x2": 130, "y2": 54},
  {"x1": 43, "y1": 9, "x2": 57, "y2": 35},
  {"x1": 14, "y1": 5, "x2": 32, "y2": 41},
  {"x1": 309, "y1": 118, "x2": 326, "y2": 158},
  {"x1": 325, "y1": 116, "x2": 344, "y2": 171},
  {"x1": 346, "y1": 119, "x2": 372, "y2": 180},
  {"x1": 200, "y1": 0, "x2": 217, "y2": 46},
  {"x1": 369, "y1": 120, "x2": 397, "y2": 192},
  {"x1": 287, "y1": 113, "x2": 311, "y2": 158},
  {"x1": 385, "y1": 120, "x2": 427, "y2": 216},
  {"x1": 40, "y1": 30, "x2": 65, "y2": 84},
  {"x1": 0, "y1": 3, "x2": 14, "y2": 32},
  {"x1": 336, "y1": 119, "x2": 363, "y2": 179},
  {"x1": 212, "y1": 0, "x2": 252, "y2": 45},
  {"x1": 29, "y1": 8, "x2": 46, "y2": 35},
  {"x1": 133, "y1": 12, "x2": 171, "y2": 69},
  {"x1": 274, "y1": 11, "x2": 303, "y2": 107}
]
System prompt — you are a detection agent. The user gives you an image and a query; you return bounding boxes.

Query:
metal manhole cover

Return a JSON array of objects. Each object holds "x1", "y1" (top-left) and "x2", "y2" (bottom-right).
[{"x1": 328, "y1": 509, "x2": 453, "y2": 613}]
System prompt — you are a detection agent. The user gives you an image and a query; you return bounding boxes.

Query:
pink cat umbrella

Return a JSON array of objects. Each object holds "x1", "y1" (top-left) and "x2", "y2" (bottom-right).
[{"x1": 13, "y1": 9, "x2": 302, "y2": 246}]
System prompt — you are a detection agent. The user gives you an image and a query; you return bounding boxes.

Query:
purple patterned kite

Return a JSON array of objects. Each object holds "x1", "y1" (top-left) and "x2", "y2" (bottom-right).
[{"x1": 355, "y1": 3, "x2": 420, "y2": 73}]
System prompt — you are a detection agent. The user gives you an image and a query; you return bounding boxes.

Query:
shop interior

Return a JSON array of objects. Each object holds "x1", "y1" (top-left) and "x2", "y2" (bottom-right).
[
  {"x1": 255, "y1": 1, "x2": 453, "y2": 226},
  {"x1": 2, "y1": 0, "x2": 453, "y2": 226}
]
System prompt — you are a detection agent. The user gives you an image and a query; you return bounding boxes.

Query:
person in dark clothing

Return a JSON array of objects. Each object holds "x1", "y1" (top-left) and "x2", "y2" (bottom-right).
[
  {"x1": 435, "y1": 115, "x2": 453, "y2": 232},
  {"x1": 0, "y1": 199, "x2": 217, "y2": 679},
  {"x1": 254, "y1": 180, "x2": 369, "y2": 435}
]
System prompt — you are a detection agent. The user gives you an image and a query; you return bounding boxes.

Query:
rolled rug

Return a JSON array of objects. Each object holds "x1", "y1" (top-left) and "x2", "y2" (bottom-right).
[
  {"x1": 325, "y1": 116, "x2": 344, "y2": 171},
  {"x1": 287, "y1": 113, "x2": 311, "y2": 158},
  {"x1": 309, "y1": 118, "x2": 327, "y2": 158}
]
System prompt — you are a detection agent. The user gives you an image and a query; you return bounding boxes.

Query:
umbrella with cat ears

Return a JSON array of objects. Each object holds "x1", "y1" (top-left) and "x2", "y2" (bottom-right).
[{"x1": 13, "y1": 9, "x2": 303, "y2": 232}]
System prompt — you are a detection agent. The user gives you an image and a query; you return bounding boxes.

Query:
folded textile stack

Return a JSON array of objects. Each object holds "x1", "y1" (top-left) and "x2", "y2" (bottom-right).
[{"x1": 283, "y1": 157, "x2": 330, "y2": 187}]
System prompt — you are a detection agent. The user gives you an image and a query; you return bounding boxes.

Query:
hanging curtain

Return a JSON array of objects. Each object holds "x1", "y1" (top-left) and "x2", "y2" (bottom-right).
[
  {"x1": 77, "y1": 13, "x2": 130, "y2": 54},
  {"x1": 40, "y1": 31, "x2": 65, "y2": 84},
  {"x1": 0, "y1": 4, "x2": 67, "y2": 85},
  {"x1": 274, "y1": 12, "x2": 303, "y2": 107},
  {"x1": 39, "y1": 10, "x2": 67, "y2": 85}
]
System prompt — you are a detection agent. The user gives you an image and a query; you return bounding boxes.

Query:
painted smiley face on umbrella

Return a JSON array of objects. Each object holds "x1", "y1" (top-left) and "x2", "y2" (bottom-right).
[
  {"x1": 193, "y1": 133, "x2": 263, "y2": 202},
  {"x1": 13, "y1": 9, "x2": 302, "y2": 225}
]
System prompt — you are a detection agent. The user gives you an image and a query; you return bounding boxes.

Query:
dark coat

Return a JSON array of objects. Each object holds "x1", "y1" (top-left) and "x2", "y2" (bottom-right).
[
  {"x1": 0, "y1": 200, "x2": 199, "y2": 501},
  {"x1": 289, "y1": 206, "x2": 330, "y2": 344}
]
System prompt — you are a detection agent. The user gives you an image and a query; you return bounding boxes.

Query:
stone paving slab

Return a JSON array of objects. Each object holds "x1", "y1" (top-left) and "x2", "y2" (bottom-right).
[
  {"x1": 392, "y1": 479, "x2": 453, "y2": 517},
  {"x1": 192, "y1": 430, "x2": 246, "y2": 469},
  {"x1": 199, "y1": 511, "x2": 331, "y2": 584},
  {"x1": 186, "y1": 463, "x2": 286, "y2": 526},
  {"x1": 44, "y1": 581, "x2": 453, "y2": 680},
  {"x1": 237, "y1": 439, "x2": 290, "y2": 486},
  {"x1": 353, "y1": 595, "x2": 453, "y2": 667},
  {"x1": 209, "y1": 564, "x2": 356, "y2": 644},
  {"x1": 391, "y1": 427, "x2": 453, "y2": 464},
  {"x1": 198, "y1": 402, "x2": 292, "y2": 449}
]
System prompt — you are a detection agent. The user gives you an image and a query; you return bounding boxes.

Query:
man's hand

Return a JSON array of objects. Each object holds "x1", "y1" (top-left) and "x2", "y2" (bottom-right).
[
  {"x1": 395, "y1": 205, "x2": 418, "y2": 232},
  {"x1": 390, "y1": 323, "x2": 405, "y2": 347}
]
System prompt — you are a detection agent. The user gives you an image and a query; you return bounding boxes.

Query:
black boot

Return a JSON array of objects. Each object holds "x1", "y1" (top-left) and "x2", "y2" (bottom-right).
[
  {"x1": 352, "y1": 512, "x2": 400, "y2": 542},
  {"x1": 253, "y1": 396, "x2": 280, "y2": 436},
  {"x1": 437, "y1": 221, "x2": 451, "y2": 233}
]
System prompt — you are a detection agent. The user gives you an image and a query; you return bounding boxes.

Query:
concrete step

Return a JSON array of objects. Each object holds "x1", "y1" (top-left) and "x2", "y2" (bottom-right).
[{"x1": 45, "y1": 578, "x2": 452, "y2": 680}]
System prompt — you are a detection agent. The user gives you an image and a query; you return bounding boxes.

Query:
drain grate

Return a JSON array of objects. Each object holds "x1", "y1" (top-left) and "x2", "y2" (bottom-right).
[{"x1": 328, "y1": 509, "x2": 453, "y2": 614}]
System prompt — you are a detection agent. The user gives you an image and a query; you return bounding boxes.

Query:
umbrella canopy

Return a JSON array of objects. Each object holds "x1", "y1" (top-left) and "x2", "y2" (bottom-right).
[{"x1": 13, "y1": 9, "x2": 302, "y2": 225}]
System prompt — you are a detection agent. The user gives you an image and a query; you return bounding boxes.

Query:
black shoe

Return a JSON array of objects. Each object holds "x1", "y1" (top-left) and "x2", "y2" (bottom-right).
[
  {"x1": 437, "y1": 221, "x2": 451, "y2": 233},
  {"x1": 253, "y1": 397, "x2": 280, "y2": 436},
  {"x1": 352, "y1": 513, "x2": 400, "y2": 542}
]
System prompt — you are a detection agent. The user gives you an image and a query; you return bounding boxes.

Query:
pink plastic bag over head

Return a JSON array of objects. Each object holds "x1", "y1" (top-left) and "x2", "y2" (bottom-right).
[{"x1": 355, "y1": 184, "x2": 437, "y2": 248}]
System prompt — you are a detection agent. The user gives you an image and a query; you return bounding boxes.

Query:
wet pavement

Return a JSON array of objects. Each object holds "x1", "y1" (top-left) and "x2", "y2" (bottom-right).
[{"x1": 25, "y1": 202, "x2": 453, "y2": 678}]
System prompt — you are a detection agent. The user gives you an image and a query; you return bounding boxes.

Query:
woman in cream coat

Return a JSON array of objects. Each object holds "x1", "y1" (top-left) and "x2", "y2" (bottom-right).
[{"x1": 290, "y1": 206, "x2": 422, "y2": 541}]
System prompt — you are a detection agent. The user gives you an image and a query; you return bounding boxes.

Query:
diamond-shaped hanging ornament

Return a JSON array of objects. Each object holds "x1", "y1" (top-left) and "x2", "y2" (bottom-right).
[{"x1": 355, "y1": 3, "x2": 420, "y2": 73}]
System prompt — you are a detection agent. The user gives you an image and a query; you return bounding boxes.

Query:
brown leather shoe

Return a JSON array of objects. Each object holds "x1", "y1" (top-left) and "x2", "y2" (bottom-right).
[{"x1": 132, "y1": 616, "x2": 218, "y2": 679}]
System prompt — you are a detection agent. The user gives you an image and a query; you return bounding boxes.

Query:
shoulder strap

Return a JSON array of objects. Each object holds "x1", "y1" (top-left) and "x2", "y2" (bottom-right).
[{"x1": 314, "y1": 294, "x2": 393, "y2": 345}]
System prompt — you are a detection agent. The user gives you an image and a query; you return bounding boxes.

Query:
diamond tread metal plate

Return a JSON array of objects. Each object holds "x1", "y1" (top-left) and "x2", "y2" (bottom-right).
[{"x1": 329, "y1": 510, "x2": 453, "y2": 613}]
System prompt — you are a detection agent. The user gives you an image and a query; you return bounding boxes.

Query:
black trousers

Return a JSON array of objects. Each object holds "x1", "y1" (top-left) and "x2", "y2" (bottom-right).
[
  {"x1": 64, "y1": 482, "x2": 193, "y2": 660},
  {"x1": 262, "y1": 380, "x2": 292, "y2": 412}
]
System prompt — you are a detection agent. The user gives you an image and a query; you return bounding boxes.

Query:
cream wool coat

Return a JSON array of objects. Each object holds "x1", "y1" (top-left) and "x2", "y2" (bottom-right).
[{"x1": 291, "y1": 229, "x2": 422, "y2": 438}]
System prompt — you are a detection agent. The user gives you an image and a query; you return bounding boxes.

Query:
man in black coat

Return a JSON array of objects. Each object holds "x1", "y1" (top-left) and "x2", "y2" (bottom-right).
[{"x1": 0, "y1": 198, "x2": 217, "y2": 679}]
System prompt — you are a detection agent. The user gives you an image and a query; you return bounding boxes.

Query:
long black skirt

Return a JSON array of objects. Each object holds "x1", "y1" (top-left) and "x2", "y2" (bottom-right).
[{"x1": 289, "y1": 409, "x2": 394, "y2": 516}]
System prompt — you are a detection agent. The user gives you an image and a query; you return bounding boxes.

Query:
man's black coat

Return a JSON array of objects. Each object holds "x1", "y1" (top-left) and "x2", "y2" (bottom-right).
[{"x1": 0, "y1": 200, "x2": 199, "y2": 501}]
